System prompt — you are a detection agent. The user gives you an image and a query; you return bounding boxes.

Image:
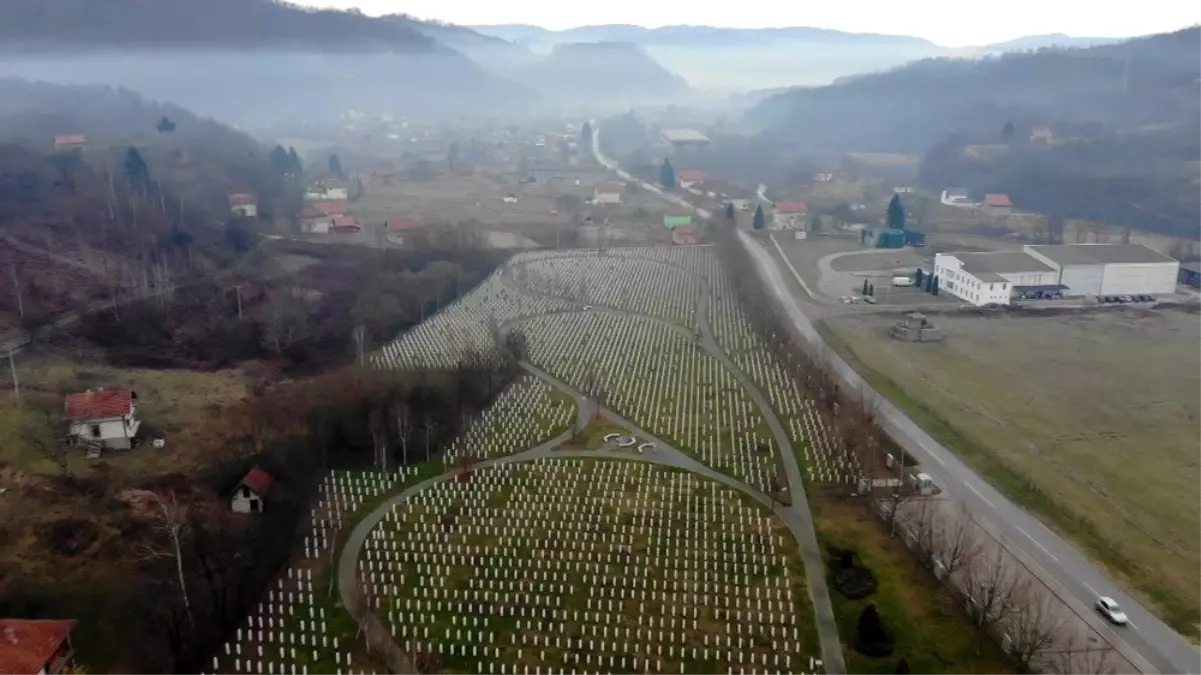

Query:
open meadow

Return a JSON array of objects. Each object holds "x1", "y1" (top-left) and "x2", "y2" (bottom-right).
[{"x1": 821, "y1": 306, "x2": 1201, "y2": 633}]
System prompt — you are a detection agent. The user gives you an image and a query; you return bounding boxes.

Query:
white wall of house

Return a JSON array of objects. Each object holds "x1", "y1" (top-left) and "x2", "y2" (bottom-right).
[
  {"x1": 68, "y1": 414, "x2": 140, "y2": 450},
  {"x1": 303, "y1": 218, "x2": 332, "y2": 234},
  {"x1": 230, "y1": 486, "x2": 264, "y2": 514},
  {"x1": 231, "y1": 204, "x2": 257, "y2": 218},
  {"x1": 593, "y1": 190, "x2": 621, "y2": 205},
  {"x1": 934, "y1": 255, "x2": 1012, "y2": 306},
  {"x1": 772, "y1": 213, "x2": 805, "y2": 230},
  {"x1": 1002, "y1": 269, "x2": 1059, "y2": 287}
]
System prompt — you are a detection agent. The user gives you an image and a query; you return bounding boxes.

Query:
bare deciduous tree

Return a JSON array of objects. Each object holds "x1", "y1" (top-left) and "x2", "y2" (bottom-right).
[
  {"x1": 1048, "y1": 635, "x2": 1120, "y2": 675},
  {"x1": 963, "y1": 544, "x2": 1027, "y2": 636},
  {"x1": 1006, "y1": 586, "x2": 1065, "y2": 672},
  {"x1": 394, "y1": 402, "x2": 414, "y2": 468},
  {"x1": 137, "y1": 491, "x2": 196, "y2": 628}
]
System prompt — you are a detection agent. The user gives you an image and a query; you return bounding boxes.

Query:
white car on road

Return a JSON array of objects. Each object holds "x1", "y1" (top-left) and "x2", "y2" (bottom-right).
[{"x1": 1096, "y1": 597, "x2": 1128, "y2": 625}]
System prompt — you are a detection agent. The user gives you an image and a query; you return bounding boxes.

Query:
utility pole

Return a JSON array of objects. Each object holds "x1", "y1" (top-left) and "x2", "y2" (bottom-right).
[
  {"x1": 234, "y1": 284, "x2": 244, "y2": 320},
  {"x1": 11, "y1": 268, "x2": 23, "y2": 318},
  {"x1": 7, "y1": 348, "x2": 20, "y2": 402}
]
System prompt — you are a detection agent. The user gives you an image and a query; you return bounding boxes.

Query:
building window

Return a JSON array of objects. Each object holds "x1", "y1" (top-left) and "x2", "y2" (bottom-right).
[
  {"x1": 90, "y1": 424, "x2": 101, "y2": 438},
  {"x1": 990, "y1": 283, "x2": 995, "y2": 291}
]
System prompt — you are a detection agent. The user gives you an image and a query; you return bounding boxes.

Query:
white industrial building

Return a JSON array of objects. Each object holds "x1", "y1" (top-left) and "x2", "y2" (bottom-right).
[
  {"x1": 1023, "y1": 244, "x2": 1179, "y2": 296},
  {"x1": 935, "y1": 244, "x2": 1179, "y2": 306},
  {"x1": 934, "y1": 251, "x2": 1058, "y2": 306}
]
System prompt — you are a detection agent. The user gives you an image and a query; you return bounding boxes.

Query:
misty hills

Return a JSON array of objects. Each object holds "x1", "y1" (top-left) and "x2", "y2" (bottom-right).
[
  {"x1": 471, "y1": 24, "x2": 1139, "y2": 91},
  {"x1": 0, "y1": 0, "x2": 527, "y2": 125},
  {"x1": 745, "y1": 27, "x2": 1201, "y2": 154},
  {"x1": 514, "y1": 42, "x2": 688, "y2": 107}
]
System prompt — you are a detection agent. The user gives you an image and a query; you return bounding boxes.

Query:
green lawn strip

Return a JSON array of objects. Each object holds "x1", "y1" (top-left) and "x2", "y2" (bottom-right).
[
  {"x1": 815, "y1": 320, "x2": 1200, "y2": 638},
  {"x1": 811, "y1": 494, "x2": 1015, "y2": 674}
]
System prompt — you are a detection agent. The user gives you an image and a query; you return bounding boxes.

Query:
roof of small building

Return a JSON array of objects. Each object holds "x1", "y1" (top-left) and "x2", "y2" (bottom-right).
[
  {"x1": 239, "y1": 466, "x2": 273, "y2": 496},
  {"x1": 1026, "y1": 243, "x2": 1177, "y2": 266},
  {"x1": 677, "y1": 170, "x2": 708, "y2": 183},
  {"x1": 1180, "y1": 261, "x2": 1201, "y2": 274},
  {"x1": 660, "y1": 129, "x2": 710, "y2": 143},
  {"x1": 595, "y1": 182, "x2": 622, "y2": 193},
  {"x1": 310, "y1": 202, "x2": 349, "y2": 216},
  {"x1": 386, "y1": 218, "x2": 420, "y2": 231},
  {"x1": 775, "y1": 201, "x2": 808, "y2": 214},
  {"x1": 330, "y1": 215, "x2": 359, "y2": 229},
  {"x1": 1030, "y1": 125, "x2": 1053, "y2": 137},
  {"x1": 941, "y1": 251, "x2": 1055, "y2": 281},
  {"x1": 983, "y1": 193, "x2": 1013, "y2": 207},
  {"x1": 0, "y1": 619, "x2": 76, "y2": 674},
  {"x1": 64, "y1": 388, "x2": 135, "y2": 422},
  {"x1": 228, "y1": 193, "x2": 257, "y2": 206},
  {"x1": 945, "y1": 187, "x2": 969, "y2": 196},
  {"x1": 53, "y1": 135, "x2": 85, "y2": 145}
]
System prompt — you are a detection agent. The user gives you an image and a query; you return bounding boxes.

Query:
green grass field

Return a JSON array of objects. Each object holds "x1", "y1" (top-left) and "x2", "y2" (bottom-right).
[{"x1": 821, "y1": 307, "x2": 1201, "y2": 638}]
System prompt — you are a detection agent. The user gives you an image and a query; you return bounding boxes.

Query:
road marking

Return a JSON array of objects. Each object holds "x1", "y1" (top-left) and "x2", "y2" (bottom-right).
[
  {"x1": 1016, "y1": 526, "x2": 1059, "y2": 562},
  {"x1": 1082, "y1": 582, "x2": 1099, "y2": 596},
  {"x1": 965, "y1": 483, "x2": 995, "y2": 508},
  {"x1": 928, "y1": 453, "x2": 946, "y2": 466}
]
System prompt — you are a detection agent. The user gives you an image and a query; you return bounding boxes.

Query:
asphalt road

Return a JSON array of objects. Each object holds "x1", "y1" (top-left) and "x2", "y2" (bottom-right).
[
  {"x1": 589, "y1": 123, "x2": 1199, "y2": 674},
  {"x1": 742, "y1": 231, "x2": 1200, "y2": 675}
]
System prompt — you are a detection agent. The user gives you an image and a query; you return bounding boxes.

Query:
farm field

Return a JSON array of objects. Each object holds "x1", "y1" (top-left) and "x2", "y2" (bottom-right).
[{"x1": 821, "y1": 306, "x2": 1201, "y2": 633}]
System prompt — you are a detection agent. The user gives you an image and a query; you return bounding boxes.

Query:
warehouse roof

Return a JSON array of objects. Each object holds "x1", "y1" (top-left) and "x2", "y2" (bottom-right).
[
  {"x1": 1026, "y1": 243, "x2": 1176, "y2": 266},
  {"x1": 660, "y1": 128, "x2": 711, "y2": 143},
  {"x1": 951, "y1": 251, "x2": 1055, "y2": 279}
]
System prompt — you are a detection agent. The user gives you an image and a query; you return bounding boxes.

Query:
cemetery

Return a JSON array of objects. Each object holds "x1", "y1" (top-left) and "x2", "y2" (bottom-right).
[
  {"x1": 360, "y1": 458, "x2": 822, "y2": 674},
  {"x1": 210, "y1": 244, "x2": 868, "y2": 674}
]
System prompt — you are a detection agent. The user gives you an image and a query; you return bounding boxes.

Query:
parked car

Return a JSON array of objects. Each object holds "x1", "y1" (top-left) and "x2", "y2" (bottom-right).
[{"x1": 1096, "y1": 597, "x2": 1128, "y2": 625}]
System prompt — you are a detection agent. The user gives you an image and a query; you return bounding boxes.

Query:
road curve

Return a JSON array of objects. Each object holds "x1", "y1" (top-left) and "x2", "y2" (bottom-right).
[{"x1": 743, "y1": 231, "x2": 1199, "y2": 675}]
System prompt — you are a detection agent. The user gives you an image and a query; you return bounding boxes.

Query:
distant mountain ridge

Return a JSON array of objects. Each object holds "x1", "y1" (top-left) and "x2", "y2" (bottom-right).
[
  {"x1": 516, "y1": 41, "x2": 688, "y2": 107},
  {"x1": 744, "y1": 27, "x2": 1201, "y2": 153},
  {"x1": 0, "y1": 0, "x2": 530, "y2": 124},
  {"x1": 471, "y1": 23, "x2": 1162, "y2": 91}
]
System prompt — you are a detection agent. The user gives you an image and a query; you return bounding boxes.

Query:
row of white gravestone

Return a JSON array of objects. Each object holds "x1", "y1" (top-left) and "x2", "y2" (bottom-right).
[
  {"x1": 443, "y1": 375, "x2": 574, "y2": 464},
  {"x1": 515, "y1": 311, "x2": 776, "y2": 487},
  {"x1": 516, "y1": 254, "x2": 701, "y2": 328},
  {"x1": 215, "y1": 467, "x2": 432, "y2": 674},
  {"x1": 350, "y1": 456, "x2": 811, "y2": 667}
]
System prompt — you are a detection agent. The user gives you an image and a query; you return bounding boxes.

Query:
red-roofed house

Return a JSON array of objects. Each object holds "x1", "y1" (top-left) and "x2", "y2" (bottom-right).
[
  {"x1": 231, "y1": 467, "x2": 273, "y2": 514},
  {"x1": 330, "y1": 214, "x2": 361, "y2": 234},
  {"x1": 984, "y1": 193, "x2": 1013, "y2": 213},
  {"x1": 593, "y1": 182, "x2": 622, "y2": 205},
  {"x1": 386, "y1": 218, "x2": 420, "y2": 245},
  {"x1": 772, "y1": 201, "x2": 808, "y2": 230},
  {"x1": 53, "y1": 135, "x2": 86, "y2": 153},
  {"x1": 0, "y1": 619, "x2": 77, "y2": 674},
  {"x1": 677, "y1": 170, "x2": 708, "y2": 189},
  {"x1": 300, "y1": 204, "x2": 332, "y2": 234},
  {"x1": 671, "y1": 225, "x2": 698, "y2": 246},
  {"x1": 64, "y1": 388, "x2": 140, "y2": 450},
  {"x1": 228, "y1": 193, "x2": 258, "y2": 218},
  {"x1": 1029, "y1": 125, "x2": 1053, "y2": 146}
]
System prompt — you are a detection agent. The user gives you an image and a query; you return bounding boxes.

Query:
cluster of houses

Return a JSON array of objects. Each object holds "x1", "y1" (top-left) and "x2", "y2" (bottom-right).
[{"x1": 941, "y1": 188, "x2": 1015, "y2": 213}]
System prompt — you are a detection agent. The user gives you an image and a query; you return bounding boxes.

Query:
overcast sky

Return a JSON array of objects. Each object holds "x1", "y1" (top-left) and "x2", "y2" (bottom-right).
[{"x1": 294, "y1": 0, "x2": 1198, "y2": 46}]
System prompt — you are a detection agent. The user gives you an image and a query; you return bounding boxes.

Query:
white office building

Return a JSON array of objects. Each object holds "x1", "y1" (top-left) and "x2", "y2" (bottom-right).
[{"x1": 934, "y1": 251, "x2": 1059, "y2": 306}]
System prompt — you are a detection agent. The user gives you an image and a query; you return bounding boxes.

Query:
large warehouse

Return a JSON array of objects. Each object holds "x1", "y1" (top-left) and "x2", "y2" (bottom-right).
[
  {"x1": 1023, "y1": 244, "x2": 1180, "y2": 296},
  {"x1": 933, "y1": 243, "x2": 1180, "y2": 306}
]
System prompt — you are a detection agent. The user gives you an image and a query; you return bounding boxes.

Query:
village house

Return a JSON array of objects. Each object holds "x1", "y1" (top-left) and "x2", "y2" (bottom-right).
[
  {"x1": 385, "y1": 218, "x2": 420, "y2": 245},
  {"x1": 983, "y1": 193, "x2": 1014, "y2": 214},
  {"x1": 228, "y1": 193, "x2": 258, "y2": 218},
  {"x1": 330, "y1": 214, "x2": 361, "y2": 234},
  {"x1": 0, "y1": 619, "x2": 77, "y2": 674},
  {"x1": 65, "y1": 388, "x2": 140, "y2": 450},
  {"x1": 230, "y1": 466, "x2": 273, "y2": 514},
  {"x1": 592, "y1": 182, "x2": 623, "y2": 205},
  {"x1": 299, "y1": 204, "x2": 332, "y2": 234},
  {"x1": 677, "y1": 170, "x2": 708, "y2": 190},
  {"x1": 53, "y1": 135, "x2": 86, "y2": 153},
  {"x1": 304, "y1": 177, "x2": 349, "y2": 201},
  {"x1": 942, "y1": 187, "x2": 971, "y2": 205},
  {"x1": 772, "y1": 201, "x2": 808, "y2": 230},
  {"x1": 1029, "y1": 125, "x2": 1053, "y2": 146}
]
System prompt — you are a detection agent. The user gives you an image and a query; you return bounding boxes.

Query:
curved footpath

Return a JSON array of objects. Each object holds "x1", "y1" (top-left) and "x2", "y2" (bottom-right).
[{"x1": 338, "y1": 253, "x2": 846, "y2": 674}]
